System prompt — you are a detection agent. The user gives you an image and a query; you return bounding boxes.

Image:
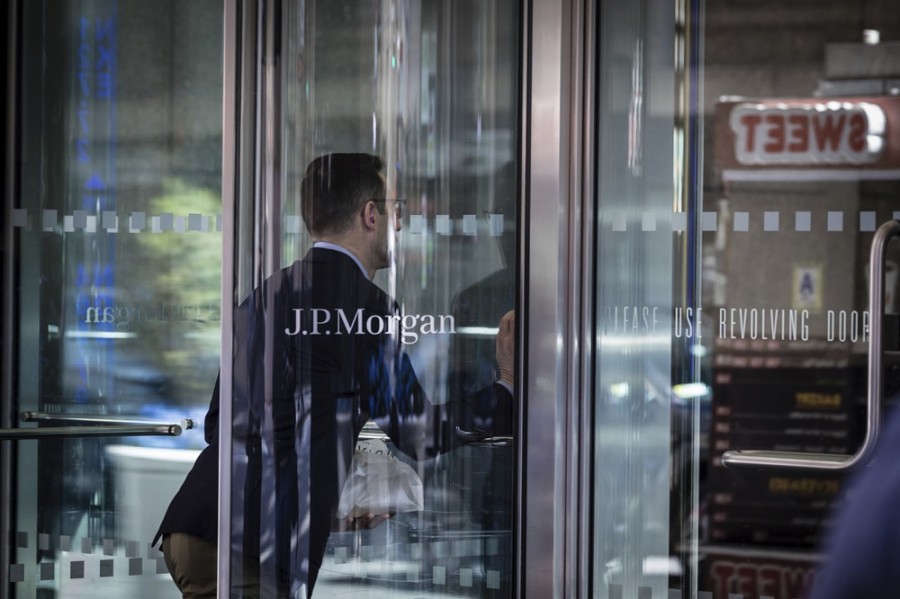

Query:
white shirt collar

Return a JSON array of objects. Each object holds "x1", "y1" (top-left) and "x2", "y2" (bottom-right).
[{"x1": 313, "y1": 241, "x2": 369, "y2": 280}]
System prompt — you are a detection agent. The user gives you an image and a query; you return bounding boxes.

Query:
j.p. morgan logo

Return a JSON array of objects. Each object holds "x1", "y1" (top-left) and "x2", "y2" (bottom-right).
[{"x1": 285, "y1": 308, "x2": 456, "y2": 345}]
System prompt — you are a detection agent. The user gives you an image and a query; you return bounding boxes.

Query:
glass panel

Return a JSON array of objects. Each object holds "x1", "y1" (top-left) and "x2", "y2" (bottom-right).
[
  {"x1": 218, "y1": 0, "x2": 520, "y2": 596},
  {"x1": 593, "y1": 0, "x2": 900, "y2": 598},
  {"x1": 5, "y1": 0, "x2": 222, "y2": 596},
  {"x1": 592, "y1": 0, "x2": 676, "y2": 597},
  {"x1": 698, "y1": 5, "x2": 900, "y2": 599}
]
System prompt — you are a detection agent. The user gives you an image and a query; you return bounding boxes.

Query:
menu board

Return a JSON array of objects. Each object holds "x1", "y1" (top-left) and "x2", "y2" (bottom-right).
[{"x1": 707, "y1": 360, "x2": 860, "y2": 548}]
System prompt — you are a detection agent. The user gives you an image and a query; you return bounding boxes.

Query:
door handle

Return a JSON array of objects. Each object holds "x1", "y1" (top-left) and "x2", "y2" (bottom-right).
[
  {"x1": 0, "y1": 411, "x2": 193, "y2": 440},
  {"x1": 456, "y1": 426, "x2": 514, "y2": 446},
  {"x1": 19, "y1": 411, "x2": 195, "y2": 430},
  {"x1": 722, "y1": 219, "x2": 900, "y2": 471}
]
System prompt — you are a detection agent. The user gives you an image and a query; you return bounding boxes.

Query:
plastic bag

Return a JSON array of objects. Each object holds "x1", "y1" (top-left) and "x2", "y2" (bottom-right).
[{"x1": 336, "y1": 439, "x2": 424, "y2": 518}]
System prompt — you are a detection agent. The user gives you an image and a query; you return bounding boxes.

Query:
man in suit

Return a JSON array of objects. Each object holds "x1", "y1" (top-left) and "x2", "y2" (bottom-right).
[
  {"x1": 154, "y1": 153, "x2": 515, "y2": 597},
  {"x1": 808, "y1": 403, "x2": 900, "y2": 599}
]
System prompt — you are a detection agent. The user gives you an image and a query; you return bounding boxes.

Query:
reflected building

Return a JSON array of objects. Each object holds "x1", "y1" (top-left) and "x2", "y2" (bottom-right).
[{"x1": 2, "y1": 0, "x2": 900, "y2": 597}]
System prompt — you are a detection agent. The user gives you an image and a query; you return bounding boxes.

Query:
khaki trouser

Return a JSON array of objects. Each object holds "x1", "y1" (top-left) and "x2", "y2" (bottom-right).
[
  {"x1": 161, "y1": 533, "x2": 218, "y2": 599},
  {"x1": 161, "y1": 533, "x2": 281, "y2": 598}
]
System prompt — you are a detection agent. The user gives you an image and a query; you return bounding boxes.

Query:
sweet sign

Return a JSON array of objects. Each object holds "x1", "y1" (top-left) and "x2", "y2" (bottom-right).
[
  {"x1": 715, "y1": 96, "x2": 900, "y2": 180},
  {"x1": 730, "y1": 102, "x2": 885, "y2": 165}
]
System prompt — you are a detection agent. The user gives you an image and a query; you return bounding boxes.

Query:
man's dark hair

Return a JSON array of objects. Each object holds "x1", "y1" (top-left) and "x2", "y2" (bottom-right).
[{"x1": 300, "y1": 153, "x2": 386, "y2": 235}]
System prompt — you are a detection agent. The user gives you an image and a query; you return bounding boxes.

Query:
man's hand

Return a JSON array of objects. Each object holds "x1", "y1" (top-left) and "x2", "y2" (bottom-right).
[
  {"x1": 496, "y1": 310, "x2": 515, "y2": 387},
  {"x1": 333, "y1": 512, "x2": 393, "y2": 532}
]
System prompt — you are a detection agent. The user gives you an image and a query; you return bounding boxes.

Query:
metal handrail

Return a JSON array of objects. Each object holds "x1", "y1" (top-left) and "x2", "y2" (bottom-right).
[
  {"x1": 0, "y1": 424, "x2": 183, "y2": 440},
  {"x1": 722, "y1": 219, "x2": 900, "y2": 470},
  {"x1": 456, "y1": 426, "x2": 514, "y2": 446},
  {"x1": 0, "y1": 410, "x2": 193, "y2": 440},
  {"x1": 356, "y1": 424, "x2": 513, "y2": 446},
  {"x1": 468, "y1": 435, "x2": 514, "y2": 447},
  {"x1": 20, "y1": 411, "x2": 195, "y2": 430}
]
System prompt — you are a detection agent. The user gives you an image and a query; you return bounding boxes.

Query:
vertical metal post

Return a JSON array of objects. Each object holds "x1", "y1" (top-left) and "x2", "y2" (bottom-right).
[
  {"x1": 218, "y1": 0, "x2": 274, "y2": 594},
  {"x1": 574, "y1": 1, "x2": 597, "y2": 595},
  {"x1": 1, "y1": 0, "x2": 19, "y2": 595},
  {"x1": 520, "y1": 0, "x2": 577, "y2": 596},
  {"x1": 217, "y1": 0, "x2": 240, "y2": 594}
]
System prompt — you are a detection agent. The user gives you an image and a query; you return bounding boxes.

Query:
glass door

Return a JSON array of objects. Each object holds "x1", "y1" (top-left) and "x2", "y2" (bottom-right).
[
  {"x1": 216, "y1": 0, "x2": 522, "y2": 596},
  {"x1": 591, "y1": 0, "x2": 900, "y2": 597},
  {"x1": 3, "y1": 0, "x2": 223, "y2": 596}
]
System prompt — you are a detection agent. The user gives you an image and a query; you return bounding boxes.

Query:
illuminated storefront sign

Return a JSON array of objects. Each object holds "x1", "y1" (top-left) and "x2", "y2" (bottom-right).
[{"x1": 715, "y1": 96, "x2": 900, "y2": 180}]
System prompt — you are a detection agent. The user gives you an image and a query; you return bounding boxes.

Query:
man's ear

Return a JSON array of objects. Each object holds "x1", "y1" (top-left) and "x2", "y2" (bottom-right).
[{"x1": 362, "y1": 201, "x2": 378, "y2": 229}]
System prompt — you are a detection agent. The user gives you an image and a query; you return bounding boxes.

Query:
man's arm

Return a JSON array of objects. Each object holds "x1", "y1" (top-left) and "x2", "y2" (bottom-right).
[
  {"x1": 376, "y1": 310, "x2": 516, "y2": 456},
  {"x1": 448, "y1": 310, "x2": 515, "y2": 444}
]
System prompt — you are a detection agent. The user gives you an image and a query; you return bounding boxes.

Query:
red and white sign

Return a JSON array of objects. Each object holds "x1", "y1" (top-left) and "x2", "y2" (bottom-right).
[
  {"x1": 716, "y1": 96, "x2": 900, "y2": 181},
  {"x1": 731, "y1": 102, "x2": 884, "y2": 165},
  {"x1": 707, "y1": 556, "x2": 817, "y2": 599}
]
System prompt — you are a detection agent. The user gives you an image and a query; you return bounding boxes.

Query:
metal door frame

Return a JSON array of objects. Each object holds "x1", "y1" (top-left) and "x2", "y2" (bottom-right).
[
  {"x1": 213, "y1": 0, "x2": 598, "y2": 597},
  {"x1": 0, "y1": 0, "x2": 596, "y2": 596},
  {"x1": 2, "y1": 0, "x2": 20, "y2": 594},
  {"x1": 518, "y1": 0, "x2": 595, "y2": 597}
]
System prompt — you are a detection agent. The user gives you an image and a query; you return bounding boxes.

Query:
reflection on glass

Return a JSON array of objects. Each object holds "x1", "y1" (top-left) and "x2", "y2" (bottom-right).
[
  {"x1": 222, "y1": 0, "x2": 520, "y2": 597},
  {"x1": 592, "y1": 0, "x2": 676, "y2": 598},
  {"x1": 593, "y1": 0, "x2": 900, "y2": 597},
  {"x1": 9, "y1": 1, "x2": 222, "y2": 597},
  {"x1": 695, "y1": 6, "x2": 900, "y2": 599}
]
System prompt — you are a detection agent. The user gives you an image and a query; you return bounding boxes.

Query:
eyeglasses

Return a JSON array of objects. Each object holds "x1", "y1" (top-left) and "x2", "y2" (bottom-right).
[{"x1": 371, "y1": 198, "x2": 407, "y2": 219}]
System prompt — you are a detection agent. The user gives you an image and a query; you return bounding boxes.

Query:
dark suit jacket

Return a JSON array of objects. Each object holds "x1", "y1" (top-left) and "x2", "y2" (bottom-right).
[
  {"x1": 448, "y1": 267, "x2": 515, "y2": 532},
  {"x1": 155, "y1": 247, "x2": 513, "y2": 596},
  {"x1": 809, "y1": 404, "x2": 900, "y2": 599}
]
